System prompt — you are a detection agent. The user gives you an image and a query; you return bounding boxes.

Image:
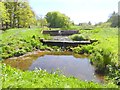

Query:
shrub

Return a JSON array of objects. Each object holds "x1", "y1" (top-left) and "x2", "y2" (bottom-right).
[
  {"x1": 72, "y1": 46, "x2": 82, "y2": 54},
  {"x1": 72, "y1": 45, "x2": 93, "y2": 54},
  {"x1": 107, "y1": 65, "x2": 120, "y2": 85},
  {"x1": 14, "y1": 49, "x2": 26, "y2": 56},
  {"x1": 70, "y1": 34, "x2": 86, "y2": 41},
  {"x1": 81, "y1": 45, "x2": 93, "y2": 54},
  {"x1": 90, "y1": 47, "x2": 114, "y2": 73}
]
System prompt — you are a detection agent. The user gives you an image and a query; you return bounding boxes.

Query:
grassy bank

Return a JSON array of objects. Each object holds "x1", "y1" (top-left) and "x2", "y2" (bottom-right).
[
  {"x1": 1, "y1": 64, "x2": 118, "y2": 88},
  {"x1": 0, "y1": 28, "x2": 51, "y2": 59},
  {"x1": 70, "y1": 27, "x2": 119, "y2": 85}
]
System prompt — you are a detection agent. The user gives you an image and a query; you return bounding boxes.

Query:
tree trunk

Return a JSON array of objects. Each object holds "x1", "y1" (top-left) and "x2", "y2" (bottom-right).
[
  {"x1": 1, "y1": 21, "x2": 3, "y2": 29},
  {"x1": 13, "y1": 2, "x2": 16, "y2": 28},
  {"x1": 6, "y1": 22, "x2": 8, "y2": 29}
]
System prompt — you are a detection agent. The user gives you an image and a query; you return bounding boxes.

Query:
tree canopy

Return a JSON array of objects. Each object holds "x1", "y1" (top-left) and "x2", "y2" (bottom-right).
[
  {"x1": 0, "y1": 2, "x2": 9, "y2": 24},
  {"x1": 0, "y1": 2, "x2": 36, "y2": 29},
  {"x1": 45, "y1": 11, "x2": 71, "y2": 28},
  {"x1": 107, "y1": 11, "x2": 119, "y2": 27}
]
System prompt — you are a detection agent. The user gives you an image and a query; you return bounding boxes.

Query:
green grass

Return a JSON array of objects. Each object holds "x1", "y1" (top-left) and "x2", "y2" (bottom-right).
[
  {"x1": 2, "y1": 64, "x2": 118, "y2": 88},
  {"x1": 0, "y1": 28, "x2": 51, "y2": 59},
  {"x1": 71, "y1": 27, "x2": 119, "y2": 85}
]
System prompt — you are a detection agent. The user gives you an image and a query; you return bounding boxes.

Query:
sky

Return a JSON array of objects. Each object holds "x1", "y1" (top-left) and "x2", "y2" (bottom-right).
[{"x1": 28, "y1": 0, "x2": 119, "y2": 24}]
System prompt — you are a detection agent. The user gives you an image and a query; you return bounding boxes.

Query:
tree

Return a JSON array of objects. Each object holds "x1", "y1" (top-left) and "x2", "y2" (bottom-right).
[
  {"x1": 45, "y1": 11, "x2": 71, "y2": 28},
  {"x1": 0, "y1": 2, "x2": 9, "y2": 29},
  {"x1": 2, "y1": 1, "x2": 36, "y2": 29},
  {"x1": 107, "y1": 11, "x2": 119, "y2": 27},
  {"x1": 16, "y1": 2, "x2": 36, "y2": 28},
  {"x1": 88, "y1": 21, "x2": 91, "y2": 25}
]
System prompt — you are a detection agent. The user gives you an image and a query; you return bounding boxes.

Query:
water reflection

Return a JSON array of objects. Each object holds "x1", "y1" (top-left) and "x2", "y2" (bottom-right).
[{"x1": 3, "y1": 51, "x2": 104, "y2": 83}]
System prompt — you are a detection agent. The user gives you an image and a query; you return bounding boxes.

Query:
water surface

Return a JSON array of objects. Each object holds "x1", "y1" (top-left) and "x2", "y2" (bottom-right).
[{"x1": 3, "y1": 51, "x2": 104, "y2": 83}]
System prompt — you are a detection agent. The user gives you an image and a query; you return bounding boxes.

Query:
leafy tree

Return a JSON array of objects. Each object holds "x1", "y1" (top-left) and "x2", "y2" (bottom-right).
[
  {"x1": 2, "y1": 1, "x2": 36, "y2": 29},
  {"x1": 107, "y1": 11, "x2": 119, "y2": 27},
  {"x1": 45, "y1": 11, "x2": 71, "y2": 28},
  {"x1": 16, "y1": 2, "x2": 36, "y2": 28},
  {"x1": 88, "y1": 21, "x2": 91, "y2": 25},
  {"x1": 0, "y1": 2, "x2": 9, "y2": 29}
]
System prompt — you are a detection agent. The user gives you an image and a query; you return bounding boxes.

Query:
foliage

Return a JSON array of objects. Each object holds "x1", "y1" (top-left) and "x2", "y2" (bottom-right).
[
  {"x1": 45, "y1": 11, "x2": 72, "y2": 28},
  {"x1": 16, "y1": 2, "x2": 36, "y2": 28},
  {"x1": 107, "y1": 11, "x2": 119, "y2": 27},
  {"x1": 95, "y1": 22, "x2": 111, "y2": 28},
  {"x1": 1, "y1": 2, "x2": 36, "y2": 29},
  {"x1": 36, "y1": 17, "x2": 48, "y2": 28},
  {"x1": 2, "y1": 64, "x2": 118, "y2": 88},
  {"x1": 78, "y1": 23, "x2": 94, "y2": 30},
  {"x1": 90, "y1": 46, "x2": 114, "y2": 73},
  {"x1": 0, "y1": 28, "x2": 51, "y2": 59},
  {"x1": 0, "y1": 2, "x2": 9, "y2": 24},
  {"x1": 70, "y1": 34, "x2": 90, "y2": 41},
  {"x1": 73, "y1": 27, "x2": 119, "y2": 85},
  {"x1": 72, "y1": 45, "x2": 93, "y2": 54},
  {"x1": 66, "y1": 25, "x2": 81, "y2": 30}
]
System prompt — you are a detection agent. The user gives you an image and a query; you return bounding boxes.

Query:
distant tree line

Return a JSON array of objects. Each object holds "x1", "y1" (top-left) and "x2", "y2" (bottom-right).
[
  {"x1": 0, "y1": 3, "x2": 72, "y2": 30},
  {"x1": 0, "y1": 2, "x2": 36, "y2": 30},
  {"x1": 94, "y1": 11, "x2": 120, "y2": 28},
  {"x1": 1, "y1": 1, "x2": 119, "y2": 30}
]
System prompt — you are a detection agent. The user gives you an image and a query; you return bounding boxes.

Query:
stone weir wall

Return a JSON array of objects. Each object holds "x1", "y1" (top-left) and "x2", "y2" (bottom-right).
[{"x1": 42, "y1": 30, "x2": 79, "y2": 36}]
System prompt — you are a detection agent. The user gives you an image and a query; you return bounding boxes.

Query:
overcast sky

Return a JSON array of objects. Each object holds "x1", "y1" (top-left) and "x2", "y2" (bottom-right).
[{"x1": 28, "y1": 0, "x2": 119, "y2": 24}]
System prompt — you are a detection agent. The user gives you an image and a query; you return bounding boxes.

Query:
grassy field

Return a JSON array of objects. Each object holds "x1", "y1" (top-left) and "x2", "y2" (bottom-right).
[{"x1": 0, "y1": 27, "x2": 119, "y2": 88}]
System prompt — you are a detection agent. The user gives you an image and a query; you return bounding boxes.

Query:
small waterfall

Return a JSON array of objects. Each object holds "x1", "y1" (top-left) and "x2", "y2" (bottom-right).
[{"x1": 58, "y1": 30, "x2": 61, "y2": 36}]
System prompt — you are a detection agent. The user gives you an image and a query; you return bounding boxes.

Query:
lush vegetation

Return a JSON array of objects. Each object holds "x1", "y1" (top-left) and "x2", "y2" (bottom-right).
[
  {"x1": 0, "y1": 28, "x2": 51, "y2": 59},
  {"x1": 0, "y1": 2, "x2": 36, "y2": 29},
  {"x1": 1, "y1": 27, "x2": 119, "y2": 88},
  {"x1": 70, "y1": 34, "x2": 90, "y2": 41},
  {"x1": 2, "y1": 63, "x2": 118, "y2": 88},
  {"x1": 1, "y1": 1, "x2": 119, "y2": 88},
  {"x1": 70, "y1": 27, "x2": 119, "y2": 85},
  {"x1": 45, "y1": 11, "x2": 72, "y2": 28},
  {"x1": 107, "y1": 11, "x2": 120, "y2": 27}
]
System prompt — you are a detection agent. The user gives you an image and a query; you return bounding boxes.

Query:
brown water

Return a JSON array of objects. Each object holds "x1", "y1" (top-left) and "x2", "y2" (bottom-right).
[{"x1": 3, "y1": 51, "x2": 104, "y2": 83}]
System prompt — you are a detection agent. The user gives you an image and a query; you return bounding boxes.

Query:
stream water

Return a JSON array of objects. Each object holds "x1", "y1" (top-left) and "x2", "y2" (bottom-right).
[
  {"x1": 3, "y1": 51, "x2": 104, "y2": 83},
  {"x1": 52, "y1": 36, "x2": 72, "y2": 41}
]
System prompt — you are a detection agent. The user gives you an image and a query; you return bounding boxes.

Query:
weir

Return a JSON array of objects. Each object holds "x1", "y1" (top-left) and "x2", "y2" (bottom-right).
[
  {"x1": 43, "y1": 30, "x2": 79, "y2": 36},
  {"x1": 40, "y1": 39, "x2": 97, "y2": 47},
  {"x1": 42, "y1": 30, "x2": 97, "y2": 47}
]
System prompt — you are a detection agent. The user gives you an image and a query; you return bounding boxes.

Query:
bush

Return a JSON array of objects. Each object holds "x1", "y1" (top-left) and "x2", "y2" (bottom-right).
[
  {"x1": 72, "y1": 45, "x2": 93, "y2": 54},
  {"x1": 70, "y1": 34, "x2": 86, "y2": 41},
  {"x1": 14, "y1": 49, "x2": 26, "y2": 56},
  {"x1": 72, "y1": 46, "x2": 82, "y2": 54},
  {"x1": 81, "y1": 45, "x2": 93, "y2": 54},
  {"x1": 107, "y1": 65, "x2": 120, "y2": 85},
  {"x1": 90, "y1": 47, "x2": 114, "y2": 73}
]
